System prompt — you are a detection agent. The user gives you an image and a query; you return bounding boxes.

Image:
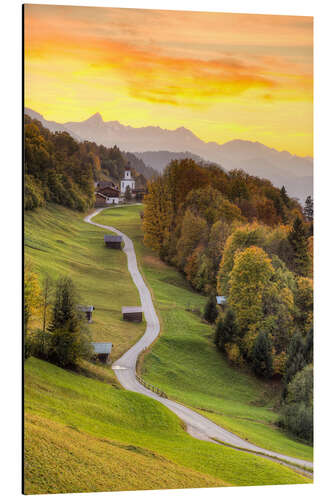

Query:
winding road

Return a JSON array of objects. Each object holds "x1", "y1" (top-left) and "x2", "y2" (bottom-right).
[{"x1": 84, "y1": 208, "x2": 313, "y2": 474}]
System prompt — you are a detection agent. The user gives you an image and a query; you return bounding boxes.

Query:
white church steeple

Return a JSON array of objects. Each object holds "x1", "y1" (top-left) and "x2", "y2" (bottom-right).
[{"x1": 120, "y1": 164, "x2": 135, "y2": 194}]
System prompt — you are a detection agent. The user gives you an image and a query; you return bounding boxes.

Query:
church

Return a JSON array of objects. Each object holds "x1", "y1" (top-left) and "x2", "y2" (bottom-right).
[{"x1": 120, "y1": 167, "x2": 135, "y2": 194}]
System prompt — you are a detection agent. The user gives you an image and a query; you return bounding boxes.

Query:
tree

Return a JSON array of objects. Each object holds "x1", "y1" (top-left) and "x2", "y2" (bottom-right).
[
  {"x1": 41, "y1": 275, "x2": 53, "y2": 332},
  {"x1": 280, "y1": 185, "x2": 290, "y2": 207},
  {"x1": 125, "y1": 185, "x2": 132, "y2": 201},
  {"x1": 24, "y1": 259, "x2": 42, "y2": 331},
  {"x1": 304, "y1": 195, "x2": 313, "y2": 222},
  {"x1": 288, "y1": 216, "x2": 311, "y2": 276},
  {"x1": 214, "y1": 309, "x2": 238, "y2": 351},
  {"x1": 228, "y1": 246, "x2": 274, "y2": 336},
  {"x1": 203, "y1": 295, "x2": 218, "y2": 323},
  {"x1": 282, "y1": 332, "x2": 306, "y2": 397},
  {"x1": 176, "y1": 210, "x2": 208, "y2": 271},
  {"x1": 251, "y1": 331, "x2": 273, "y2": 378},
  {"x1": 48, "y1": 277, "x2": 92, "y2": 368}
]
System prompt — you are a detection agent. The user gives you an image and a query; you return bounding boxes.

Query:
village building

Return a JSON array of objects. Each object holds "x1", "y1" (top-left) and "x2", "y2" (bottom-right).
[
  {"x1": 104, "y1": 234, "x2": 122, "y2": 249},
  {"x1": 91, "y1": 342, "x2": 113, "y2": 364},
  {"x1": 120, "y1": 167, "x2": 135, "y2": 194},
  {"x1": 78, "y1": 305, "x2": 94, "y2": 323},
  {"x1": 122, "y1": 306, "x2": 143, "y2": 322}
]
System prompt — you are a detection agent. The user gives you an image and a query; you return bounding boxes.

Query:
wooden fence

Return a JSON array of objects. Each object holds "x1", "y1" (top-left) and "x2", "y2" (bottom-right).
[{"x1": 135, "y1": 374, "x2": 168, "y2": 399}]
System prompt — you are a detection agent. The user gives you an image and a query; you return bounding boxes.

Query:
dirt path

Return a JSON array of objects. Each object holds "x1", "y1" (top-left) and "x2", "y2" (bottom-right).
[{"x1": 84, "y1": 208, "x2": 313, "y2": 475}]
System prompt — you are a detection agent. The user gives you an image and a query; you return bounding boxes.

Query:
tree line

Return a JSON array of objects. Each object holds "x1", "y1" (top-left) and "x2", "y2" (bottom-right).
[{"x1": 143, "y1": 158, "x2": 313, "y2": 443}]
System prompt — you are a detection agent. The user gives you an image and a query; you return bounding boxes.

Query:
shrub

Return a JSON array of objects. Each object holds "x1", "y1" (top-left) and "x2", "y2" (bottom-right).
[
  {"x1": 203, "y1": 294, "x2": 218, "y2": 323},
  {"x1": 251, "y1": 331, "x2": 273, "y2": 378}
]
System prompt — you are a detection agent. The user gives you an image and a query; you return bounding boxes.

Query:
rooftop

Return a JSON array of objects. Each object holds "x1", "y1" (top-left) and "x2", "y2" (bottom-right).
[
  {"x1": 216, "y1": 296, "x2": 227, "y2": 305},
  {"x1": 91, "y1": 342, "x2": 113, "y2": 354},
  {"x1": 122, "y1": 306, "x2": 143, "y2": 314},
  {"x1": 78, "y1": 305, "x2": 94, "y2": 313},
  {"x1": 104, "y1": 235, "x2": 122, "y2": 242}
]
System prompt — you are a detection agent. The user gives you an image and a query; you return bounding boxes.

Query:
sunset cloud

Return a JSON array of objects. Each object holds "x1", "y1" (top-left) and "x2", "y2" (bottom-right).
[{"x1": 24, "y1": 5, "x2": 313, "y2": 156}]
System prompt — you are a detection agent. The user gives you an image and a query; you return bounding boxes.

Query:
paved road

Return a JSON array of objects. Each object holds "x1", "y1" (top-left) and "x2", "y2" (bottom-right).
[{"x1": 84, "y1": 208, "x2": 313, "y2": 472}]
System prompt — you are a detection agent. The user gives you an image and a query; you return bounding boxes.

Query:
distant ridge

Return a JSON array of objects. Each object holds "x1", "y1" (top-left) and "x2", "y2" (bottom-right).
[{"x1": 24, "y1": 108, "x2": 313, "y2": 202}]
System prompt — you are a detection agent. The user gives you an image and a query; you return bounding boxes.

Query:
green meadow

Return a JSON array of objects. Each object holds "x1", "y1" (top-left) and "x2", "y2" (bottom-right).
[
  {"x1": 94, "y1": 205, "x2": 313, "y2": 463},
  {"x1": 25, "y1": 205, "x2": 145, "y2": 360},
  {"x1": 24, "y1": 357, "x2": 309, "y2": 494},
  {"x1": 24, "y1": 204, "x2": 311, "y2": 493}
]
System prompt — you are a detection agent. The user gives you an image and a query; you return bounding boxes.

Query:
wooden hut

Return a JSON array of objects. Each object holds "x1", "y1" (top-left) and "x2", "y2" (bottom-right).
[
  {"x1": 78, "y1": 305, "x2": 94, "y2": 323},
  {"x1": 104, "y1": 235, "x2": 122, "y2": 249},
  {"x1": 91, "y1": 342, "x2": 113, "y2": 364},
  {"x1": 122, "y1": 306, "x2": 143, "y2": 323},
  {"x1": 216, "y1": 296, "x2": 227, "y2": 309}
]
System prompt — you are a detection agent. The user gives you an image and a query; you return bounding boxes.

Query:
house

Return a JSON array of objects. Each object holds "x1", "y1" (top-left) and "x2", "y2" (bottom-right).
[
  {"x1": 95, "y1": 184, "x2": 120, "y2": 205},
  {"x1": 78, "y1": 305, "x2": 94, "y2": 323},
  {"x1": 104, "y1": 235, "x2": 122, "y2": 249},
  {"x1": 120, "y1": 166, "x2": 135, "y2": 195},
  {"x1": 122, "y1": 306, "x2": 143, "y2": 322},
  {"x1": 216, "y1": 296, "x2": 227, "y2": 307},
  {"x1": 91, "y1": 342, "x2": 112, "y2": 364}
]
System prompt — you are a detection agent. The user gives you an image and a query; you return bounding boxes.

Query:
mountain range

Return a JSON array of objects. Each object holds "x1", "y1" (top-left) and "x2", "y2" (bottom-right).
[{"x1": 24, "y1": 108, "x2": 313, "y2": 202}]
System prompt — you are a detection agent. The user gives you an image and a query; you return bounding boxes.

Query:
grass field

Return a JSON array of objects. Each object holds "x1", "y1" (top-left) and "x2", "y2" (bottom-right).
[
  {"x1": 94, "y1": 205, "x2": 313, "y2": 463},
  {"x1": 25, "y1": 205, "x2": 145, "y2": 361},
  {"x1": 24, "y1": 357, "x2": 309, "y2": 494}
]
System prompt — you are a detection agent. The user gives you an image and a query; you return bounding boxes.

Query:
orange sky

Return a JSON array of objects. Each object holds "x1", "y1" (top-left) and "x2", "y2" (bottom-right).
[{"x1": 24, "y1": 5, "x2": 313, "y2": 156}]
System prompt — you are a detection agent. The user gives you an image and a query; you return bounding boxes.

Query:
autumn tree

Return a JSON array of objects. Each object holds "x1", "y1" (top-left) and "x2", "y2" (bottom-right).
[
  {"x1": 228, "y1": 246, "x2": 274, "y2": 356},
  {"x1": 24, "y1": 259, "x2": 42, "y2": 331},
  {"x1": 143, "y1": 177, "x2": 172, "y2": 255},
  {"x1": 176, "y1": 210, "x2": 208, "y2": 271}
]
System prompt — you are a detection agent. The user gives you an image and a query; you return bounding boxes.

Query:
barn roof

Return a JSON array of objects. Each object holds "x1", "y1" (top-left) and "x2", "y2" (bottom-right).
[
  {"x1": 122, "y1": 306, "x2": 143, "y2": 314},
  {"x1": 91, "y1": 342, "x2": 113, "y2": 354},
  {"x1": 78, "y1": 305, "x2": 94, "y2": 313},
  {"x1": 216, "y1": 296, "x2": 227, "y2": 305},
  {"x1": 104, "y1": 235, "x2": 122, "y2": 242}
]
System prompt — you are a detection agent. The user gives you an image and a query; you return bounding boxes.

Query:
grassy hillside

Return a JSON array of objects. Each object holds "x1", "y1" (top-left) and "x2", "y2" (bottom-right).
[
  {"x1": 94, "y1": 206, "x2": 313, "y2": 462},
  {"x1": 25, "y1": 205, "x2": 145, "y2": 360},
  {"x1": 24, "y1": 357, "x2": 309, "y2": 494}
]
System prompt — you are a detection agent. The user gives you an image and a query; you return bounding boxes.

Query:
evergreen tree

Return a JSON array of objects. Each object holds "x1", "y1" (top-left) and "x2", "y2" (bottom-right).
[
  {"x1": 288, "y1": 216, "x2": 311, "y2": 276},
  {"x1": 280, "y1": 185, "x2": 290, "y2": 207},
  {"x1": 304, "y1": 327, "x2": 313, "y2": 365},
  {"x1": 203, "y1": 294, "x2": 218, "y2": 323},
  {"x1": 214, "y1": 309, "x2": 237, "y2": 351},
  {"x1": 125, "y1": 185, "x2": 132, "y2": 201},
  {"x1": 48, "y1": 277, "x2": 92, "y2": 368},
  {"x1": 304, "y1": 195, "x2": 313, "y2": 222},
  {"x1": 282, "y1": 332, "x2": 306, "y2": 398},
  {"x1": 251, "y1": 331, "x2": 273, "y2": 378}
]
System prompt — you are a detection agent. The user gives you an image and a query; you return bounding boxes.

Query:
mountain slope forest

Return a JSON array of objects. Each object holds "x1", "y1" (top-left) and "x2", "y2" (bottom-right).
[
  {"x1": 24, "y1": 114, "x2": 154, "y2": 211},
  {"x1": 143, "y1": 159, "x2": 313, "y2": 443}
]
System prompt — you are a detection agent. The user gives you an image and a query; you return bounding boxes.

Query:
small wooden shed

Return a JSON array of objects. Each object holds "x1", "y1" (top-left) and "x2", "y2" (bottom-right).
[
  {"x1": 91, "y1": 342, "x2": 113, "y2": 364},
  {"x1": 78, "y1": 305, "x2": 94, "y2": 323},
  {"x1": 104, "y1": 235, "x2": 122, "y2": 249},
  {"x1": 122, "y1": 306, "x2": 143, "y2": 323},
  {"x1": 216, "y1": 296, "x2": 227, "y2": 308}
]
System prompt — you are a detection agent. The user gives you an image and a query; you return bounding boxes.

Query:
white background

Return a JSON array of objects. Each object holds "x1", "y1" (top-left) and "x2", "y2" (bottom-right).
[{"x1": 1, "y1": 1, "x2": 332, "y2": 499}]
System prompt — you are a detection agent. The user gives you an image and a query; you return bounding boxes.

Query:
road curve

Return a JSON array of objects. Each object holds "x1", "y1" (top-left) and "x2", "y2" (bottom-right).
[{"x1": 84, "y1": 208, "x2": 313, "y2": 472}]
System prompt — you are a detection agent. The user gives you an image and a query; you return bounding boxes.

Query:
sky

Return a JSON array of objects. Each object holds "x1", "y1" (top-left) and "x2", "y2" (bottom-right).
[{"x1": 24, "y1": 4, "x2": 313, "y2": 156}]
